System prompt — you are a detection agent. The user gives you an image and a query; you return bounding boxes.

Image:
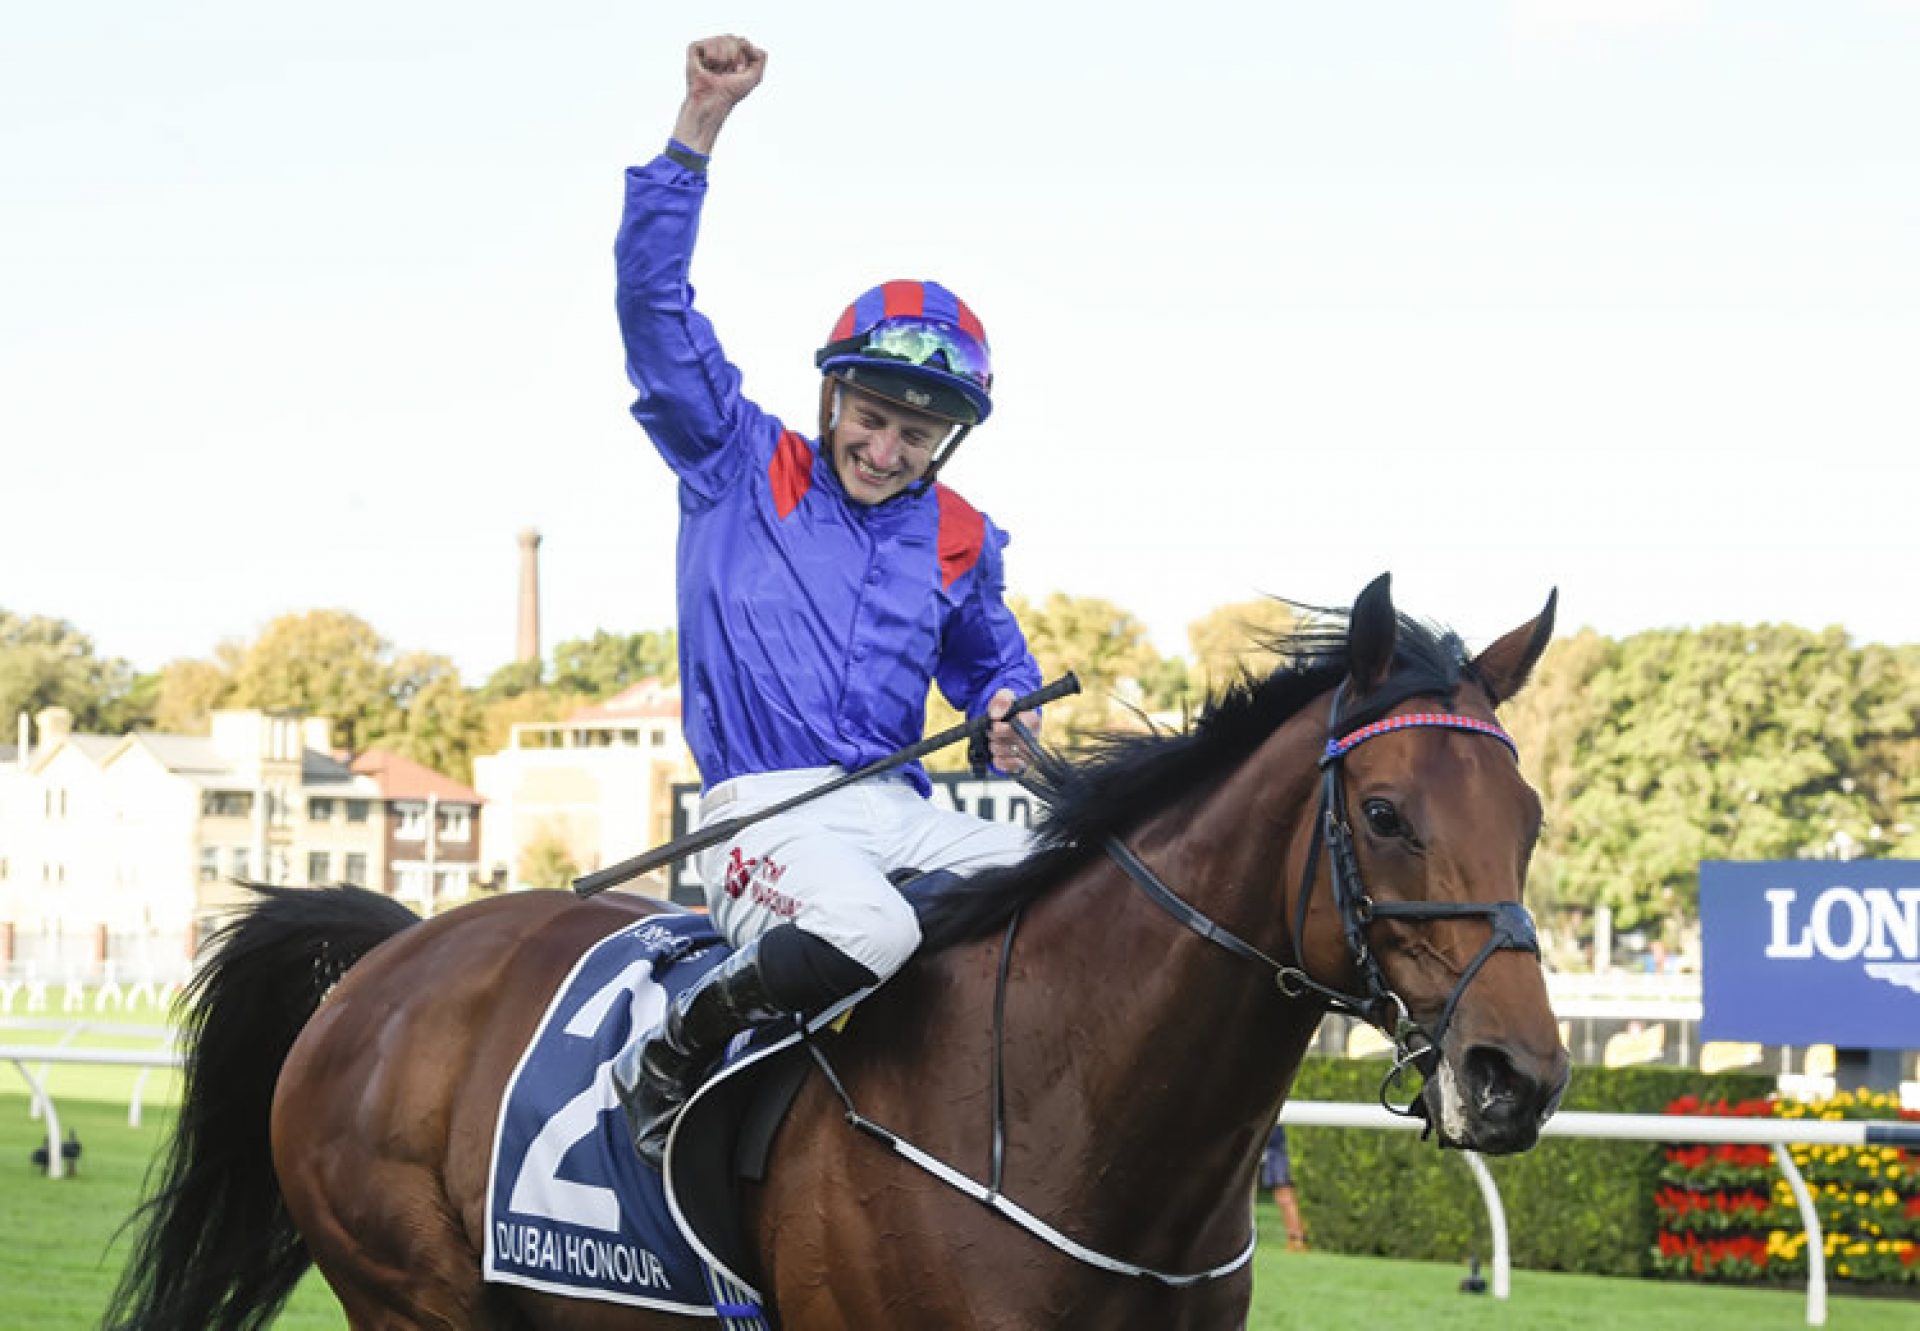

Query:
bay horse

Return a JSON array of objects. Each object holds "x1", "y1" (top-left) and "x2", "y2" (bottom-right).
[{"x1": 109, "y1": 574, "x2": 1569, "y2": 1330}]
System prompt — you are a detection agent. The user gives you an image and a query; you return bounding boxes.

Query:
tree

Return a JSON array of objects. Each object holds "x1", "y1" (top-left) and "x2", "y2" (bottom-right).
[
  {"x1": 551, "y1": 630, "x2": 678, "y2": 698},
  {"x1": 479, "y1": 657, "x2": 545, "y2": 701},
  {"x1": 478, "y1": 689, "x2": 571, "y2": 760},
  {"x1": 1501, "y1": 628, "x2": 1613, "y2": 918},
  {"x1": 0, "y1": 610, "x2": 140, "y2": 733},
  {"x1": 228, "y1": 610, "x2": 399, "y2": 752},
  {"x1": 1133, "y1": 654, "x2": 1193, "y2": 717},
  {"x1": 149, "y1": 655, "x2": 239, "y2": 735},
  {"x1": 1004, "y1": 593, "x2": 1169, "y2": 750},
  {"x1": 1186, "y1": 598, "x2": 1299, "y2": 703},
  {"x1": 382, "y1": 652, "x2": 488, "y2": 784},
  {"x1": 520, "y1": 828, "x2": 580, "y2": 890},
  {"x1": 1528, "y1": 624, "x2": 1918, "y2": 931},
  {"x1": 221, "y1": 612, "x2": 490, "y2": 782},
  {"x1": 1848, "y1": 642, "x2": 1920, "y2": 858}
]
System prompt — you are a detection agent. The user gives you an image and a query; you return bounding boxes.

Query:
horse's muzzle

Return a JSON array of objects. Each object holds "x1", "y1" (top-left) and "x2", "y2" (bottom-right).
[{"x1": 1431, "y1": 1041, "x2": 1570, "y2": 1154}]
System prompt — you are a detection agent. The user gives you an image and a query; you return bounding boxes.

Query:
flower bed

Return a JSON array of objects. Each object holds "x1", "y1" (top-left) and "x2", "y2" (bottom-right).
[{"x1": 1652, "y1": 1090, "x2": 1920, "y2": 1286}]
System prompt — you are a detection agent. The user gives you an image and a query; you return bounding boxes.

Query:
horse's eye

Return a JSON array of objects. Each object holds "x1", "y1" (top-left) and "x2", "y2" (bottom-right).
[{"x1": 1362, "y1": 798, "x2": 1407, "y2": 839}]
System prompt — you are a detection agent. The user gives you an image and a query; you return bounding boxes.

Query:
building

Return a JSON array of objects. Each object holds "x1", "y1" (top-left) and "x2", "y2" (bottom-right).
[
  {"x1": 0, "y1": 706, "x2": 482, "y2": 980},
  {"x1": 345, "y1": 748, "x2": 486, "y2": 906},
  {"x1": 474, "y1": 679, "x2": 695, "y2": 897}
]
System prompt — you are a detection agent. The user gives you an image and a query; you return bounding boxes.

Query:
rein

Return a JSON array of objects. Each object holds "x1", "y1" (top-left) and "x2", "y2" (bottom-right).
[
  {"x1": 803, "y1": 687, "x2": 1541, "y2": 1287},
  {"x1": 1110, "y1": 682, "x2": 1541, "y2": 1119}
]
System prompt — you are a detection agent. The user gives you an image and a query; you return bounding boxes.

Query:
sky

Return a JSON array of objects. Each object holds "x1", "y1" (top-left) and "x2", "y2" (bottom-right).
[{"x1": 3, "y1": 1, "x2": 1916, "y2": 686}]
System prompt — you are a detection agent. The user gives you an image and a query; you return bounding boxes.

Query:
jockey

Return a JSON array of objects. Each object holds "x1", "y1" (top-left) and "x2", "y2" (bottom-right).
[{"x1": 609, "y1": 34, "x2": 1046, "y2": 1168}]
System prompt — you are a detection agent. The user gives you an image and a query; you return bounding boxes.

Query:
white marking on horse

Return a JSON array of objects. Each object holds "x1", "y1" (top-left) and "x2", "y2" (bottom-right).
[{"x1": 1435, "y1": 1059, "x2": 1472, "y2": 1143}]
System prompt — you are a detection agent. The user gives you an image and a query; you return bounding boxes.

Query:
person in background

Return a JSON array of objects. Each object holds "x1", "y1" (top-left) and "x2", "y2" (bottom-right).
[
  {"x1": 608, "y1": 34, "x2": 1046, "y2": 1169},
  {"x1": 1262, "y1": 1123, "x2": 1309, "y2": 1251}
]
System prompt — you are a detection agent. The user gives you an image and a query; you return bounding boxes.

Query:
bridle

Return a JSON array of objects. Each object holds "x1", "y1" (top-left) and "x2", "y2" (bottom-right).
[
  {"x1": 1102, "y1": 679, "x2": 1542, "y2": 1119},
  {"x1": 799, "y1": 677, "x2": 1546, "y2": 1288}
]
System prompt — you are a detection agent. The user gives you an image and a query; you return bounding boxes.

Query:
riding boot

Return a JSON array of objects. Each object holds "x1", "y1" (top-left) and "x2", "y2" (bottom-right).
[{"x1": 615, "y1": 938, "x2": 787, "y2": 1169}]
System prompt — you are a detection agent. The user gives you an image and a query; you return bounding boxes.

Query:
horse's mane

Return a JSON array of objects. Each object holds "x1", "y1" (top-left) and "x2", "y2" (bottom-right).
[{"x1": 906, "y1": 606, "x2": 1472, "y2": 952}]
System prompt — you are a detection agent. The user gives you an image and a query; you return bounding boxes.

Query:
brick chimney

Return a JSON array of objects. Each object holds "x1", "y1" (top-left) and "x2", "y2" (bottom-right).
[{"x1": 517, "y1": 527, "x2": 542, "y2": 665}]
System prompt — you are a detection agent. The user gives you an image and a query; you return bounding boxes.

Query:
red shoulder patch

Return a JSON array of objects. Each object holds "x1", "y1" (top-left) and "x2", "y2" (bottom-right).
[
  {"x1": 935, "y1": 484, "x2": 986, "y2": 589},
  {"x1": 769, "y1": 430, "x2": 814, "y2": 519}
]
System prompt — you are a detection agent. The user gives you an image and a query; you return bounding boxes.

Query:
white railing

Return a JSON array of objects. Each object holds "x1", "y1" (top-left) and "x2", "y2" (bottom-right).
[
  {"x1": 0, "y1": 966, "x2": 187, "y2": 1016},
  {"x1": 1280, "y1": 1101, "x2": 1920, "y2": 1327},
  {"x1": 1, "y1": 1018, "x2": 180, "y2": 1180}
]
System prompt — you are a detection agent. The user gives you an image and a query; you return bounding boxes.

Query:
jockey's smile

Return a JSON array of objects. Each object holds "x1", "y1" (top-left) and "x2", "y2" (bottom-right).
[{"x1": 830, "y1": 384, "x2": 947, "y2": 505}]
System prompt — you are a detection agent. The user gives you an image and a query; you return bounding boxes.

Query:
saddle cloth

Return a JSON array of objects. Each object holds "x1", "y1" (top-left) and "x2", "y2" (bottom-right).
[{"x1": 484, "y1": 912, "x2": 780, "y2": 1316}]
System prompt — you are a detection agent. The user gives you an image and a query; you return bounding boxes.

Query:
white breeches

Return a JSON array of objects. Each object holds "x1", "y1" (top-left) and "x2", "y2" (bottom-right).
[{"x1": 694, "y1": 768, "x2": 1034, "y2": 979}]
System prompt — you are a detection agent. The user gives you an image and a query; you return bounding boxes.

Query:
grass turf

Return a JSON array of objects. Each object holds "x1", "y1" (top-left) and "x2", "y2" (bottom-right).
[{"x1": 2, "y1": 1065, "x2": 1913, "y2": 1328}]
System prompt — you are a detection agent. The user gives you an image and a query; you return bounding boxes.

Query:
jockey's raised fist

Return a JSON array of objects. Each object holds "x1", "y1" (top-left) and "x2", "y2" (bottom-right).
[{"x1": 685, "y1": 35, "x2": 766, "y2": 107}]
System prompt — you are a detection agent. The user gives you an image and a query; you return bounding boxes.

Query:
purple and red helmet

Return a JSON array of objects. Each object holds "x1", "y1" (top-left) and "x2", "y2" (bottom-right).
[{"x1": 815, "y1": 280, "x2": 994, "y2": 425}]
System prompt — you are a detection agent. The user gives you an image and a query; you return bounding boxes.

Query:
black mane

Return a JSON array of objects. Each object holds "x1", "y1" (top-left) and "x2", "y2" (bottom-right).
[{"x1": 907, "y1": 607, "x2": 1472, "y2": 951}]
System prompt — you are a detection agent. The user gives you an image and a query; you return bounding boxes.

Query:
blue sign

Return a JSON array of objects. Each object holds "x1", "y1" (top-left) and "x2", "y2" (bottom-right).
[{"x1": 1700, "y1": 860, "x2": 1920, "y2": 1049}]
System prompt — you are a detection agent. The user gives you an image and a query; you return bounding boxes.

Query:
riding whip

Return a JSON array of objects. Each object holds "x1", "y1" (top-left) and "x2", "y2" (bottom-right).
[{"x1": 572, "y1": 673, "x2": 1080, "y2": 898}]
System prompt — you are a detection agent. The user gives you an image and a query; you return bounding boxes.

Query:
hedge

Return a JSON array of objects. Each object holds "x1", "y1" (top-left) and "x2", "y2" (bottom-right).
[{"x1": 1285, "y1": 1058, "x2": 1774, "y2": 1276}]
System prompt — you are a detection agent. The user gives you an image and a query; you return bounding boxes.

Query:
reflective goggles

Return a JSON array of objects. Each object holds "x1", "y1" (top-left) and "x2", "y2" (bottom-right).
[{"x1": 827, "y1": 317, "x2": 992, "y2": 389}]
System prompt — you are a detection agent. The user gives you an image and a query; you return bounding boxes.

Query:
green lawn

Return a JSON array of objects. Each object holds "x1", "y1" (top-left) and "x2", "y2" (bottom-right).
[
  {"x1": 0, "y1": 1094, "x2": 343, "y2": 1329},
  {"x1": 3, "y1": 1079, "x2": 1913, "y2": 1329},
  {"x1": 1245, "y1": 1209, "x2": 1918, "y2": 1329}
]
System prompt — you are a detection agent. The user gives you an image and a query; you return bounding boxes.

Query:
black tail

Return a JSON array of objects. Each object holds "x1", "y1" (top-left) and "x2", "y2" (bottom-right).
[{"x1": 104, "y1": 883, "x2": 419, "y2": 1331}]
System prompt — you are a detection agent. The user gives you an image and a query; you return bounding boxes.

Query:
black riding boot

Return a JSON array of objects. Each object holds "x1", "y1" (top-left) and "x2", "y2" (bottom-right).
[{"x1": 615, "y1": 938, "x2": 787, "y2": 1169}]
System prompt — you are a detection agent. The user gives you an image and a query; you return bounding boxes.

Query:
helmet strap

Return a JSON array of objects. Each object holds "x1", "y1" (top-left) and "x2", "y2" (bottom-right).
[{"x1": 910, "y1": 421, "x2": 973, "y2": 496}]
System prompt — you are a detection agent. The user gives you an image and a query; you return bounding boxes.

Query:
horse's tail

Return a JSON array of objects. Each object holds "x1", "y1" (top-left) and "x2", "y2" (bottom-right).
[{"x1": 105, "y1": 883, "x2": 420, "y2": 1331}]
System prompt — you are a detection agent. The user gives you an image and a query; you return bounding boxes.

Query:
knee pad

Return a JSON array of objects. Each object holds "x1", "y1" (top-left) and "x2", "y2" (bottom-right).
[{"x1": 756, "y1": 923, "x2": 881, "y2": 1015}]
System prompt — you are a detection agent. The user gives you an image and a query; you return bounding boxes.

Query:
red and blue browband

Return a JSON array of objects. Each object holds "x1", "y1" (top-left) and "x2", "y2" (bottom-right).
[{"x1": 1323, "y1": 712, "x2": 1518, "y2": 765}]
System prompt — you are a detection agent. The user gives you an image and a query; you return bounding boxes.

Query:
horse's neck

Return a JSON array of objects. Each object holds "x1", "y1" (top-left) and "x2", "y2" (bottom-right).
[{"x1": 1009, "y1": 720, "x2": 1326, "y2": 1254}]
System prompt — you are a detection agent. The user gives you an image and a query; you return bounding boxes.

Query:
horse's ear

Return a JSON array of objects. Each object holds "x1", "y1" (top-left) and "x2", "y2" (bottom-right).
[
  {"x1": 1347, "y1": 573, "x2": 1398, "y2": 696},
  {"x1": 1473, "y1": 589, "x2": 1558, "y2": 706}
]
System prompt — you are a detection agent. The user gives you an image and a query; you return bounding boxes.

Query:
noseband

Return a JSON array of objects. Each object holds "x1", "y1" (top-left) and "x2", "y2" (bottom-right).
[{"x1": 1103, "y1": 681, "x2": 1541, "y2": 1118}]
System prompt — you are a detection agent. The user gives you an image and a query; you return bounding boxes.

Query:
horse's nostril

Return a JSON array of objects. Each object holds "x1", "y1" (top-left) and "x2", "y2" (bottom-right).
[{"x1": 1463, "y1": 1046, "x2": 1525, "y2": 1120}]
